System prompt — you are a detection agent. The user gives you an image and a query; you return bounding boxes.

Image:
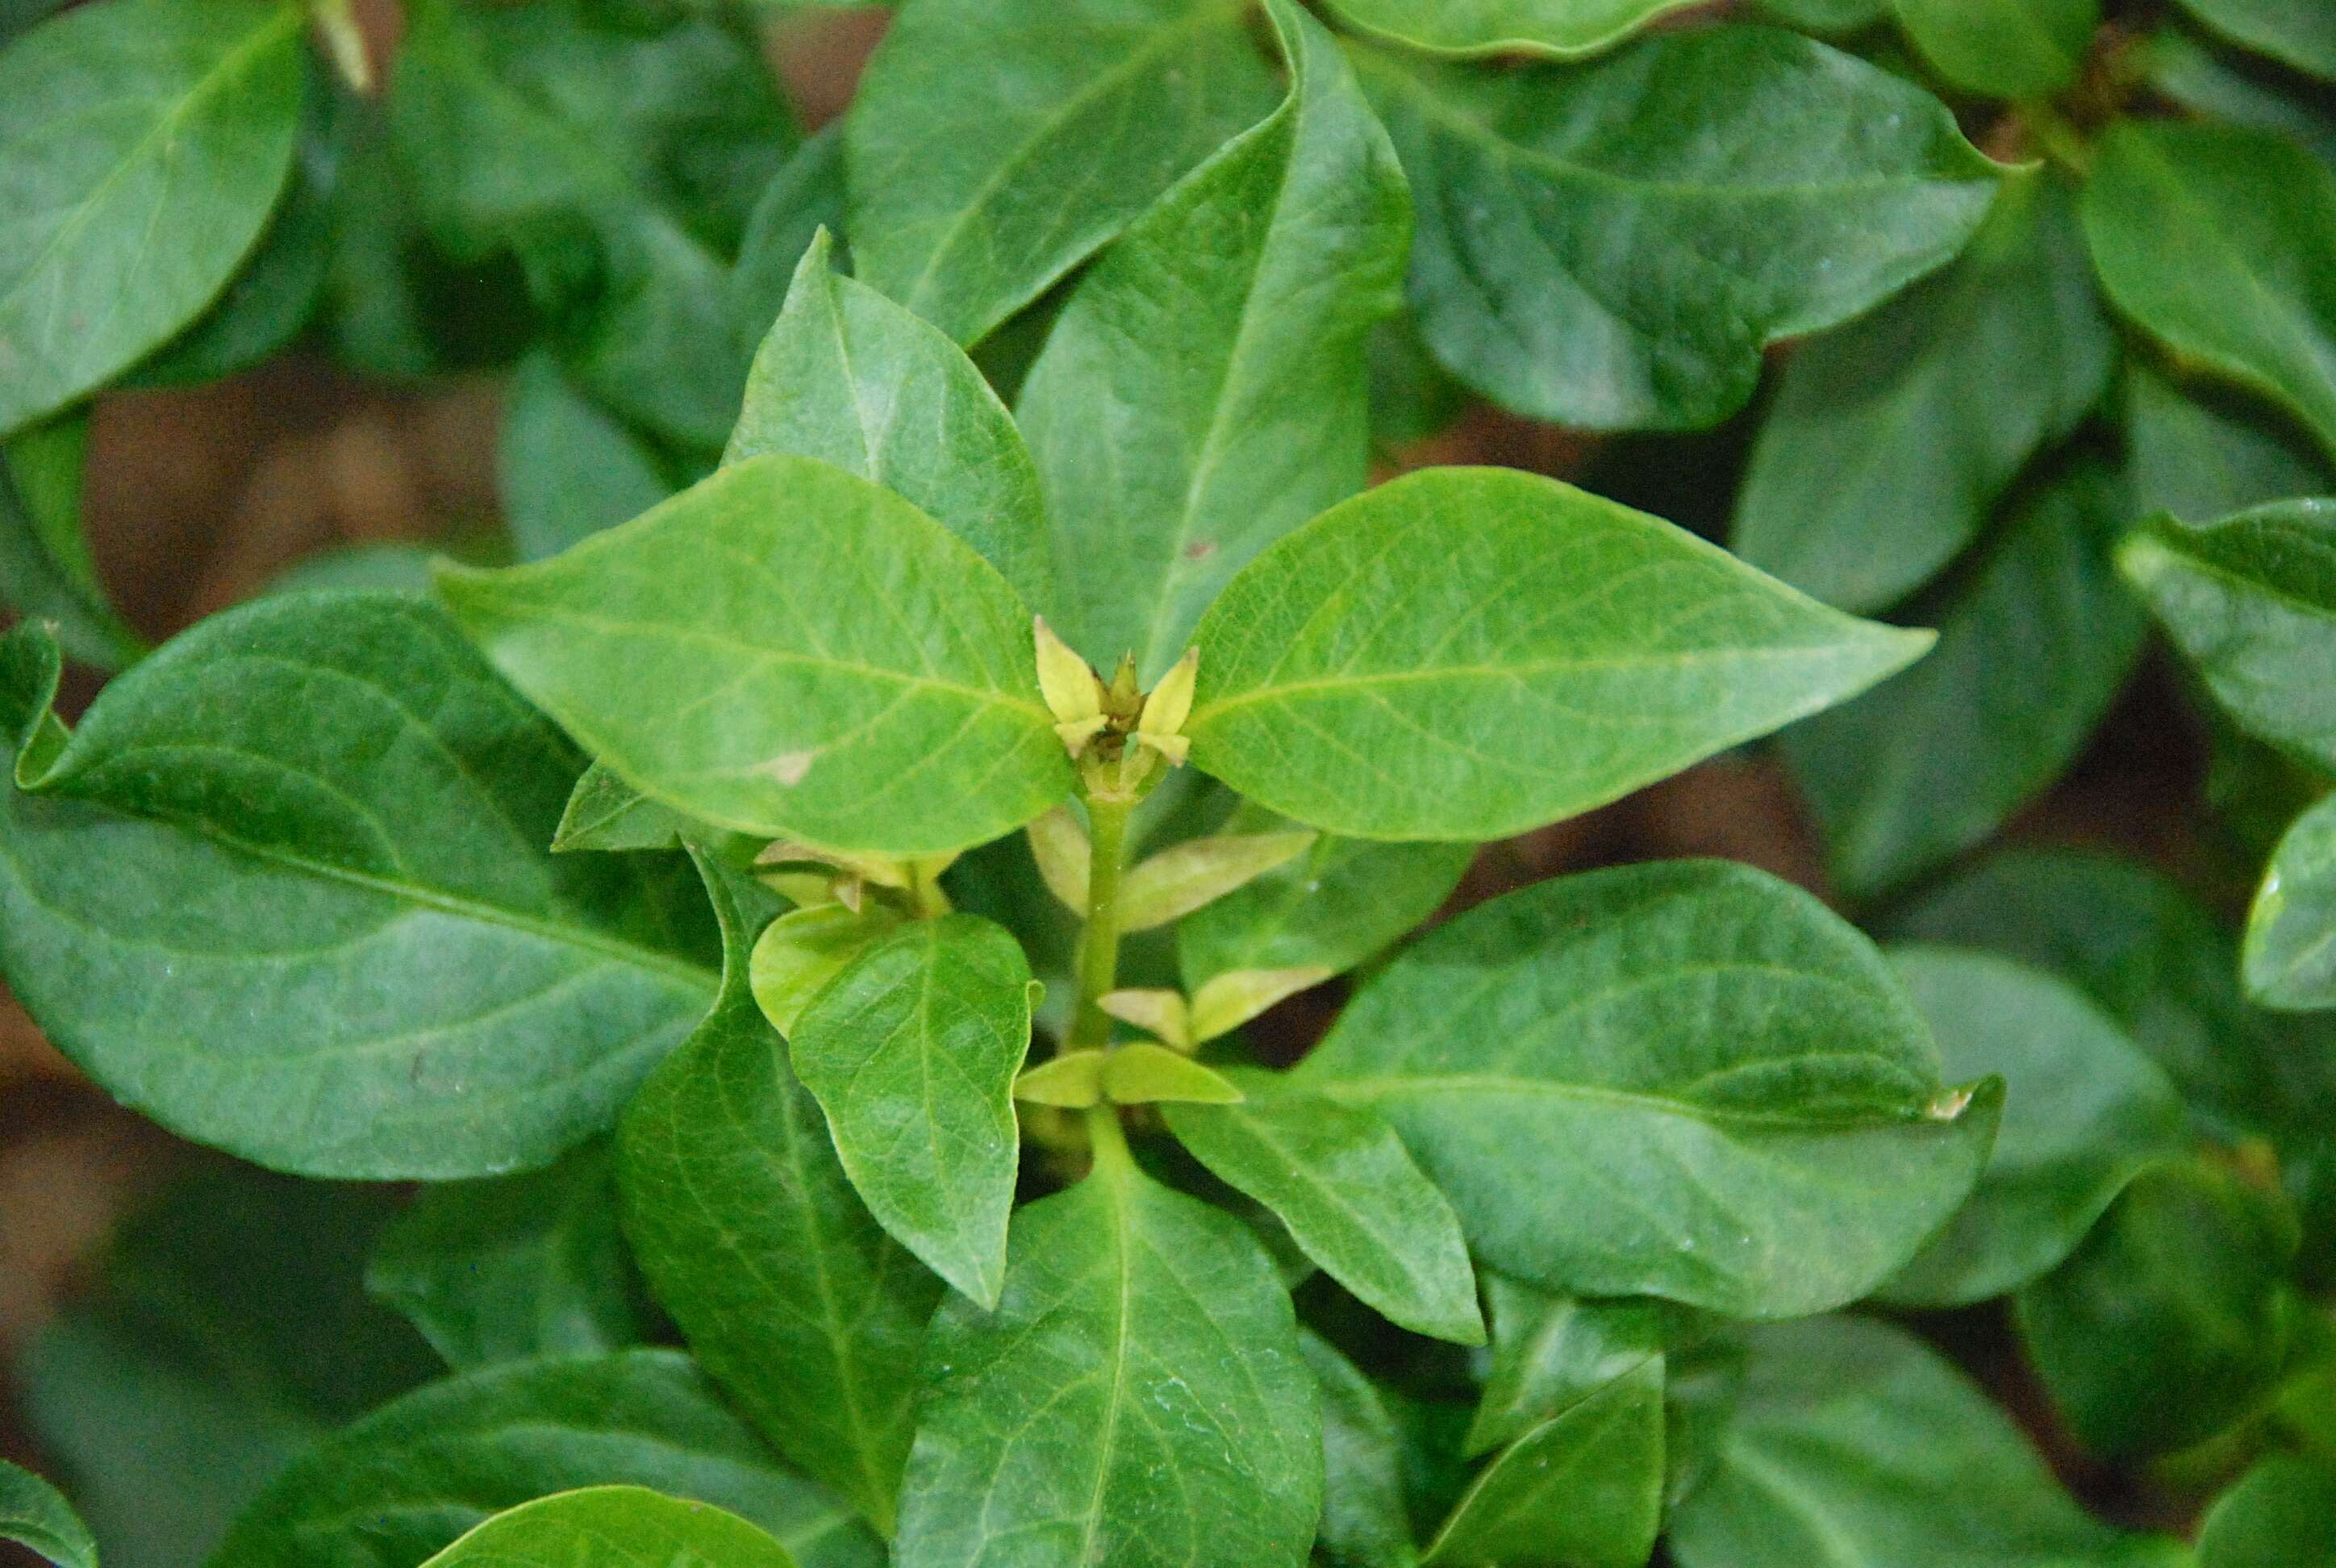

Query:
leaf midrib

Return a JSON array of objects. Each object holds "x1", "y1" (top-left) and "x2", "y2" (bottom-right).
[{"x1": 1316, "y1": 1071, "x2": 1932, "y2": 1133}]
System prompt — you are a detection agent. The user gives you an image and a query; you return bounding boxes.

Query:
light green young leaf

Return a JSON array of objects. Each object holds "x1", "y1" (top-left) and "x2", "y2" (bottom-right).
[
  {"x1": 0, "y1": 0, "x2": 304, "y2": 435},
  {"x1": 1733, "y1": 173, "x2": 2116, "y2": 613},
  {"x1": 2247, "y1": 791, "x2": 2336, "y2": 1009},
  {"x1": 1099, "y1": 1040, "x2": 1246, "y2": 1104},
  {"x1": 2120, "y1": 499, "x2": 2336, "y2": 772},
  {"x1": 1301, "y1": 1334, "x2": 1418, "y2": 1568},
  {"x1": 2173, "y1": 0, "x2": 2336, "y2": 81},
  {"x1": 1363, "y1": 27, "x2": 2003, "y2": 431},
  {"x1": 423, "y1": 1487, "x2": 798, "y2": 1568},
  {"x1": 1013, "y1": 1047, "x2": 1107, "y2": 1108},
  {"x1": 2084, "y1": 121, "x2": 2336, "y2": 462},
  {"x1": 1465, "y1": 1278, "x2": 1667, "y2": 1457},
  {"x1": 2126, "y1": 363, "x2": 2335, "y2": 524},
  {"x1": 0, "y1": 598, "x2": 716, "y2": 1179},
  {"x1": 0, "y1": 1461, "x2": 96, "y2": 1568},
  {"x1": 750, "y1": 902, "x2": 908, "y2": 1036},
  {"x1": 620, "y1": 856, "x2": 937, "y2": 1533},
  {"x1": 1167, "y1": 1083, "x2": 1483, "y2": 1344},
  {"x1": 846, "y1": 0, "x2": 1280, "y2": 346},
  {"x1": 209, "y1": 1351, "x2": 878, "y2": 1568},
  {"x1": 1119, "y1": 831, "x2": 1318, "y2": 933},
  {"x1": 438, "y1": 454, "x2": 1071, "y2": 857},
  {"x1": 1187, "y1": 466, "x2": 1929, "y2": 842},
  {"x1": 729, "y1": 231, "x2": 1053, "y2": 611},
  {"x1": 1422, "y1": 1360, "x2": 1664, "y2": 1568},
  {"x1": 1878, "y1": 947, "x2": 2188, "y2": 1307},
  {"x1": 2199, "y1": 1454, "x2": 2336, "y2": 1568},
  {"x1": 790, "y1": 915, "x2": 1032, "y2": 1307},
  {"x1": 1018, "y1": 0, "x2": 1408, "y2": 678},
  {"x1": 500, "y1": 352, "x2": 676, "y2": 564},
  {"x1": 365, "y1": 1142, "x2": 644, "y2": 1370},
  {"x1": 894, "y1": 1144, "x2": 1321, "y2": 1568},
  {"x1": 1187, "y1": 965, "x2": 1333, "y2": 1041},
  {"x1": 1291, "y1": 860, "x2": 1999, "y2": 1317},
  {"x1": 1322, "y1": 0, "x2": 1704, "y2": 58},
  {"x1": 1785, "y1": 459, "x2": 2146, "y2": 896},
  {"x1": 1668, "y1": 1317, "x2": 2189, "y2": 1568},
  {"x1": 2016, "y1": 1160, "x2": 2298, "y2": 1457},
  {"x1": 1889, "y1": 0, "x2": 2098, "y2": 99},
  {"x1": 0, "y1": 412, "x2": 144, "y2": 671}
]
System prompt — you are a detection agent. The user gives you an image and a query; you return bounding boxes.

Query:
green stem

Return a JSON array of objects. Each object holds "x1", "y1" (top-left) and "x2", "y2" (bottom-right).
[
  {"x1": 1069, "y1": 793, "x2": 1132, "y2": 1050},
  {"x1": 1085, "y1": 1102, "x2": 1133, "y2": 1174}
]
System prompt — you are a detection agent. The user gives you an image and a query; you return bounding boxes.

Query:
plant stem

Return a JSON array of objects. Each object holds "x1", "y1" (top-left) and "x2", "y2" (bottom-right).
[
  {"x1": 1068, "y1": 792, "x2": 1132, "y2": 1051},
  {"x1": 1085, "y1": 1102, "x2": 1133, "y2": 1173}
]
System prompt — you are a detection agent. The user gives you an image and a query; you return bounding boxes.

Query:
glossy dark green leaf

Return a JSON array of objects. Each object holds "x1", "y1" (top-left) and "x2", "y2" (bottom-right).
[
  {"x1": 500, "y1": 352, "x2": 676, "y2": 563},
  {"x1": 0, "y1": 598, "x2": 716, "y2": 1178},
  {"x1": 2174, "y1": 0, "x2": 2336, "y2": 81},
  {"x1": 1187, "y1": 466, "x2": 1928, "y2": 841},
  {"x1": 619, "y1": 855, "x2": 938, "y2": 1533},
  {"x1": 2126, "y1": 363, "x2": 2335, "y2": 524},
  {"x1": 1166, "y1": 1082, "x2": 1483, "y2": 1344},
  {"x1": 2247, "y1": 791, "x2": 2336, "y2": 1009},
  {"x1": 1018, "y1": 0, "x2": 1406, "y2": 677},
  {"x1": 730, "y1": 230, "x2": 1052, "y2": 611},
  {"x1": 893, "y1": 1140, "x2": 1320, "y2": 1568},
  {"x1": 1365, "y1": 26, "x2": 2002, "y2": 430},
  {"x1": 1, "y1": 1461, "x2": 98, "y2": 1568},
  {"x1": 209, "y1": 1351, "x2": 878, "y2": 1568},
  {"x1": 0, "y1": 0, "x2": 305, "y2": 434},
  {"x1": 1733, "y1": 174, "x2": 2115, "y2": 613},
  {"x1": 439, "y1": 454, "x2": 1070, "y2": 857},
  {"x1": 2199, "y1": 1454, "x2": 2336, "y2": 1568},
  {"x1": 1292, "y1": 861, "x2": 1999, "y2": 1317},
  {"x1": 1322, "y1": 0, "x2": 1703, "y2": 58},
  {"x1": 1465, "y1": 1278, "x2": 1667, "y2": 1457},
  {"x1": 366, "y1": 1142, "x2": 644, "y2": 1370},
  {"x1": 846, "y1": 0, "x2": 1280, "y2": 346},
  {"x1": 421, "y1": 1487, "x2": 799, "y2": 1568},
  {"x1": 1668, "y1": 1316, "x2": 2188, "y2": 1568},
  {"x1": 2017, "y1": 1160, "x2": 2298, "y2": 1457},
  {"x1": 1889, "y1": 0, "x2": 2097, "y2": 99},
  {"x1": 1421, "y1": 1360, "x2": 1663, "y2": 1568},
  {"x1": 2084, "y1": 121, "x2": 2336, "y2": 462},
  {"x1": 1878, "y1": 947, "x2": 2188, "y2": 1307},
  {"x1": 1302, "y1": 1333, "x2": 1419, "y2": 1568},
  {"x1": 2120, "y1": 499, "x2": 2336, "y2": 771},
  {"x1": 1784, "y1": 459, "x2": 2147, "y2": 896},
  {"x1": 0, "y1": 411, "x2": 144, "y2": 670}
]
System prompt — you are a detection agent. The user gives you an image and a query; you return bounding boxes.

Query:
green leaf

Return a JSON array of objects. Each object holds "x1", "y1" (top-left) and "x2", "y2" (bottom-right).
[
  {"x1": 750, "y1": 902, "x2": 908, "y2": 1036},
  {"x1": 2083, "y1": 121, "x2": 2336, "y2": 463},
  {"x1": 1733, "y1": 174, "x2": 2116, "y2": 613},
  {"x1": 554, "y1": 761, "x2": 740, "y2": 856},
  {"x1": 0, "y1": 597, "x2": 716, "y2": 1178},
  {"x1": 2120, "y1": 499, "x2": 2336, "y2": 772},
  {"x1": 1363, "y1": 26, "x2": 2003, "y2": 430},
  {"x1": 1100, "y1": 1040, "x2": 1246, "y2": 1103},
  {"x1": 790, "y1": 913, "x2": 1032, "y2": 1307},
  {"x1": 422, "y1": 1487, "x2": 799, "y2": 1568},
  {"x1": 2017, "y1": 1159, "x2": 2299, "y2": 1457},
  {"x1": 619, "y1": 854, "x2": 937, "y2": 1533},
  {"x1": 1756, "y1": 0, "x2": 1887, "y2": 31},
  {"x1": 1421, "y1": 1360, "x2": 1663, "y2": 1568},
  {"x1": 2150, "y1": 27, "x2": 2336, "y2": 173},
  {"x1": 893, "y1": 1141, "x2": 1321, "y2": 1568},
  {"x1": 2126, "y1": 362, "x2": 2336, "y2": 524},
  {"x1": 500, "y1": 352, "x2": 677, "y2": 563},
  {"x1": 1, "y1": 1461, "x2": 97, "y2": 1568},
  {"x1": 1877, "y1": 947, "x2": 2188, "y2": 1307},
  {"x1": 2200, "y1": 1454, "x2": 2336, "y2": 1568},
  {"x1": 209, "y1": 1351, "x2": 878, "y2": 1568},
  {"x1": 1321, "y1": 0, "x2": 1705, "y2": 58},
  {"x1": 2174, "y1": 0, "x2": 2336, "y2": 81},
  {"x1": 1016, "y1": 0, "x2": 1408, "y2": 677},
  {"x1": 845, "y1": 0, "x2": 1281, "y2": 346},
  {"x1": 1166, "y1": 1083, "x2": 1483, "y2": 1344},
  {"x1": 1294, "y1": 860, "x2": 1998, "y2": 1316},
  {"x1": 1118, "y1": 830, "x2": 1318, "y2": 932},
  {"x1": 1301, "y1": 1334, "x2": 1419, "y2": 1568},
  {"x1": 732, "y1": 125, "x2": 847, "y2": 336},
  {"x1": 0, "y1": 0, "x2": 305, "y2": 435},
  {"x1": 1186, "y1": 465, "x2": 1929, "y2": 842},
  {"x1": 1668, "y1": 1316, "x2": 2189, "y2": 1568},
  {"x1": 1888, "y1": 0, "x2": 2097, "y2": 99},
  {"x1": 1464, "y1": 1278, "x2": 1667, "y2": 1457},
  {"x1": 0, "y1": 411, "x2": 145, "y2": 671},
  {"x1": 438, "y1": 453, "x2": 1071, "y2": 857},
  {"x1": 2247, "y1": 791, "x2": 2336, "y2": 1009},
  {"x1": 1783, "y1": 458, "x2": 2147, "y2": 896},
  {"x1": 729, "y1": 230, "x2": 1053, "y2": 612},
  {"x1": 365, "y1": 1142, "x2": 644, "y2": 1370}
]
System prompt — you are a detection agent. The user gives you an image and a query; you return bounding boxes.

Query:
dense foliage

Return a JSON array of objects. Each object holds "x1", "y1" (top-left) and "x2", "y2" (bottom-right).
[{"x1": 2, "y1": 0, "x2": 2334, "y2": 1564}]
